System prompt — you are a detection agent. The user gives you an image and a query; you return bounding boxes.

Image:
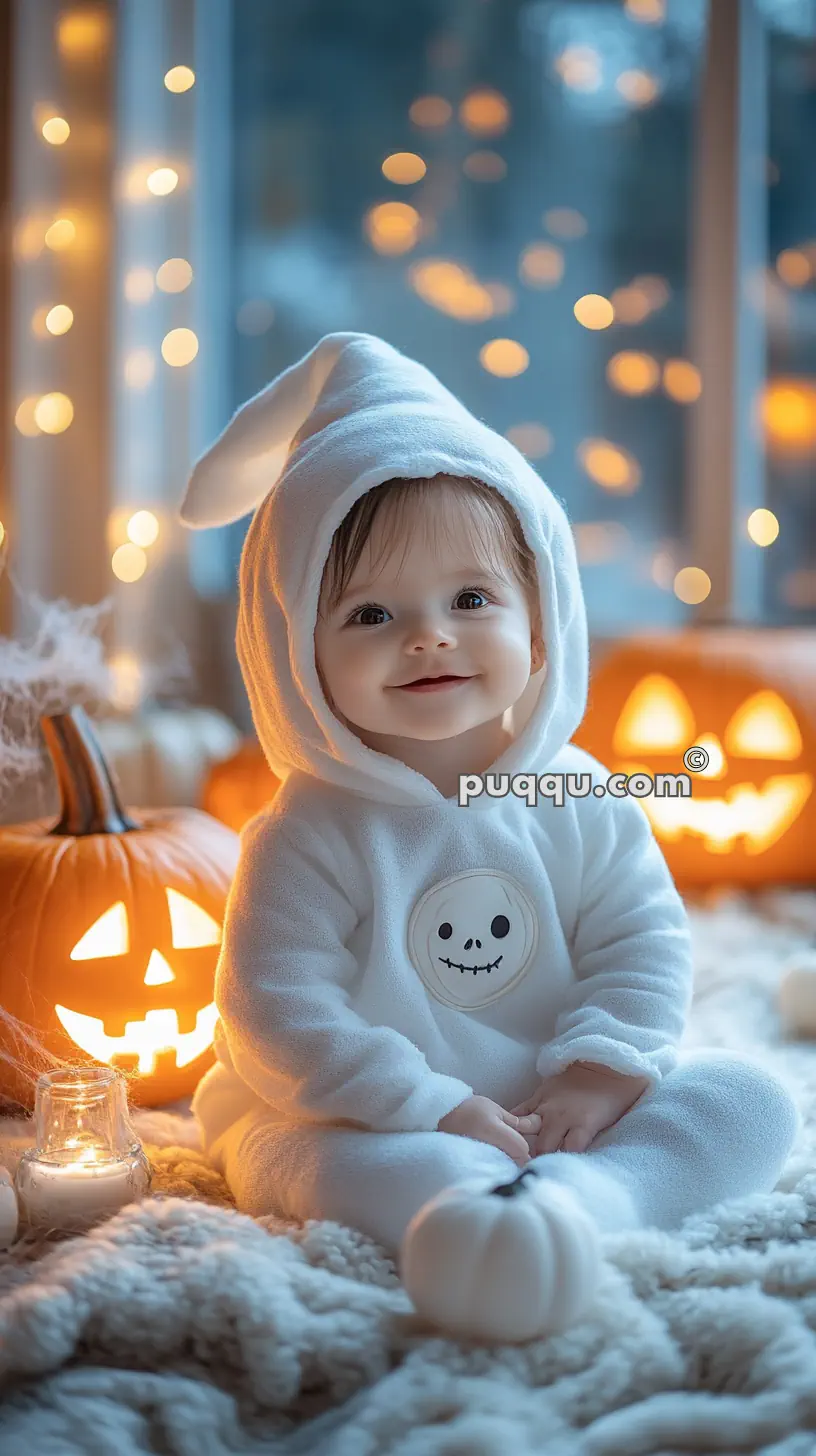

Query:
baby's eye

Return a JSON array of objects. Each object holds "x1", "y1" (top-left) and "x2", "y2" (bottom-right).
[
  {"x1": 455, "y1": 589, "x2": 490, "y2": 611},
  {"x1": 348, "y1": 604, "x2": 391, "y2": 627}
]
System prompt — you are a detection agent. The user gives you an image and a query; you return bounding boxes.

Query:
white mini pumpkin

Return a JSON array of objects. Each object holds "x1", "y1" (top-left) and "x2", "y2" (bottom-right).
[
  {"x1": 400, "y1": 1167, "x2": 601, "y2": 1343},
  {"x1": 779, "y1": 951, "x2": 816, "y2": 1037}
]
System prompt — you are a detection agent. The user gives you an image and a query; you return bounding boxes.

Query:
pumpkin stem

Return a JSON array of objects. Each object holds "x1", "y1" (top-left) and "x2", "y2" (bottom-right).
[
  {"x1": 490, "y1": 1167, "x2": 540, "y2": 1199},
  {"x1": 42, "y1": 706, "x2": 141, "y2": 836}
]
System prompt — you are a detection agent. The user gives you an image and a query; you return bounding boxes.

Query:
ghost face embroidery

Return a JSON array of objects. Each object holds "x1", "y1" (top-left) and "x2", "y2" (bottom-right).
[{"x1": 407, "y1": 870, "x2": 539, "y2": 1010}]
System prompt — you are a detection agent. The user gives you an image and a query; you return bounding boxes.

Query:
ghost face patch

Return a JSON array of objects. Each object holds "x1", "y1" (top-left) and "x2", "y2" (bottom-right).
[{"x1": 407, "y1": 870, "x2": 539, "y2": 1010}]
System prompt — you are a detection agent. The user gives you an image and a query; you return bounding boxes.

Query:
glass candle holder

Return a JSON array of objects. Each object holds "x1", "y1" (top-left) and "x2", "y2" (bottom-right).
[{"x1": 15, "y1": 1066, "x2": 151, "y2": 1234}]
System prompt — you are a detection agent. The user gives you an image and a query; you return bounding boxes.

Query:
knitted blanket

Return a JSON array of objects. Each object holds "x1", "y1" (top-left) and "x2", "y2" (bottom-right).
[{"x1": 2, "y1": 888, "x2": 816, "y2": 1456}]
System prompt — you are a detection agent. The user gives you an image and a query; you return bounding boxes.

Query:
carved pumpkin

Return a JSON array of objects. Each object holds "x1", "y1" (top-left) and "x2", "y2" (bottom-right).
[
  {"x1": 202, "y1": 738, "x2": 280, "y2": 833},
  {"x1": 575, "y1": 629, "x2": 816, "y2": 888},
  {"x1": 0, "y1": 707, "x2": 239, "y2": 1109}
]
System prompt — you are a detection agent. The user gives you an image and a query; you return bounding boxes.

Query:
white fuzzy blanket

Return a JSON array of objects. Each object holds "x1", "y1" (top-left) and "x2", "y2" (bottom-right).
[{"x1": 3, "y1": 888, "x2": 816, "y2": 1455}]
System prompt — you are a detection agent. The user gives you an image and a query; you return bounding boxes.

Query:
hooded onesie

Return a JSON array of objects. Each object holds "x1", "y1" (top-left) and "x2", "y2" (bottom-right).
[{"x1": 179, "y1": 333, "x2": 800, "y2": 1255}]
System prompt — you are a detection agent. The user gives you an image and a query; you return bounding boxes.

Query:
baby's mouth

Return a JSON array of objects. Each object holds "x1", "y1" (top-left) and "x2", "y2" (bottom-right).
[
  {"x1": 439, "y1": 954, "x2": 503, "y2": 975},
  {"x1": 396, "y1": 674, "x2": 474, "y2": 692}
]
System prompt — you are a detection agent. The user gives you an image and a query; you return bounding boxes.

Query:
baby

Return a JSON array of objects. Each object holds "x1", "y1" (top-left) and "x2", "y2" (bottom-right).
[{"x1": 181, "y1": 332, "x2": 800, "y2": 1343}]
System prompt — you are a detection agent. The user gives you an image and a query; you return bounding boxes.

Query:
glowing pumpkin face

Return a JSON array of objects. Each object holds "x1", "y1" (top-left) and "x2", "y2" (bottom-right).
[
  {"x1": 575, "y1": 631, "x2": 816, "y2": 887},
  {"x1": 57, "y1": 889, "x2": 223, "y2": 1081},
  {"x1": 0, "y1": 708, "x2": 239, "y2": 1110}
]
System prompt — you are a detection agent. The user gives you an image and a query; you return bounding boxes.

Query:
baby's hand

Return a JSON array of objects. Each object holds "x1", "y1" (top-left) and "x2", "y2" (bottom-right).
[
  {"x1": 509, "y1": 1062, "x2": 650, "y2": 1156},
  {"x1": 437, "y1": 1095, "x2": 542, "y2": 1167}
]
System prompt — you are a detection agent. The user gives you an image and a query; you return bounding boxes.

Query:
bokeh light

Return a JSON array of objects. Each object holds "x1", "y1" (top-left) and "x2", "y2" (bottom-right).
[
  {"x1": 747, "y1": 508, "x2": 779, "y2": 547},
  {"x1": 459, "y1": 89, "x2": 510, "y2": 136},
  {"x1": 616, "y1": 71, "x2": 660, "y2": 106},
  {"x1": 574, "y1": 294, "x2": 614, "y2": 329},
  {"x1": 479, "y1": 339, "x2": 529, "y2": 377},
  {"x1": 364, "y1": 201, "x2": 421, "y2": 255},
  {"x1": 382, "y1": 152, "x2": 426, "y2": 184},
  {"x1": 44, "y1": 218, "x2": 76, "y2": 251},
  {"x1": 519, "y1": 243, "x2": 564, "y2": 288},
  {"x1": 164, "y1": 66, "x2": 195, "y2": 93},
  {"x1": 156, "y1": 257, "x2": 193, "y2": 292},
  {"x1": 505, "y1": 423, "x2": 553, "y2": 459},
  {"x1": 578, "y1": 439, "x2": 641, "y2": 492},
  {"x1": 663, "y1": 359, "x2": 702, "y2": 402},
  {"x1": 606, "y1": 351, "x2": 660, "y2": 395},
  {"x1": 463, "y1": 151, "x2": 507, "y2": 182},
  {"x1": 34, "y1": 393, "x2": 74, "y2": 434},
  {"x1": 14, "y1": 397, "x2": 41, "y2": 437},
  {"x1": 161, "y1": 328, "x2": 199, "y2": 366},
  {"x1": 543, "y1": 208, "x2": 587, "y2": 239},
  {"x1": 674, "y1": 567, "x2": 711, "y2": 605},
  {"x1": 625, "y1": 0, "x2": 665, "y2": 20},
  {"x1": 124, "y1": 349, "x2": 156, "y2": 388},
  {"x1": 776, "y1": 249, "x2": 811, "y2": 287},
  {"x1": 127, "y1": 510, "x2": 160, "y2": 547},
  {"x1": 57, "y1": 11, "x2": 110, "y2": 58},
  {"x1": 108, "y1": 651, "x2": 144, "y2": 712},
  {"x1": 45, "y1": 304, "x2": 74, "y2": 336},
  {"x1": 409, "y1": 260, "x2": 494, "y2": 321},
  {"x1": 555, "y1": 46, "x2": 602, "y2": 91},
  {"x1": 409, "y1": 96, "x2": 452, "y2": 128},
  {"x1": 124, "y1": 266, "x2": 155, "y2": 303},
  {"x1": 42, "y1": 116, "x2": 70, "y2": 145},
  {"x1": 147, "y1": 167, "x2": 179, "y2": 196},
  {"x1": 112, "y1": 544, "x2": 147, "y2": 583},
  {"x1": 759, "y1": 379, "x2": 816, "y2": 454}
]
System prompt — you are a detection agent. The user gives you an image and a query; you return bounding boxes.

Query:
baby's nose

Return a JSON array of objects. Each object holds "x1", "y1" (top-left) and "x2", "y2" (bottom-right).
[{"x1": 405, "y1": 616, "x2": 456, "y2": 652}]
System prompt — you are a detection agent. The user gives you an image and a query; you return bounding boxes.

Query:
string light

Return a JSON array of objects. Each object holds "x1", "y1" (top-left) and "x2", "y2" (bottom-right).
[
  {"x1": 364, "y1": 202, "x2": 421, "y2": 255},
  {"x1": 161, "y1": 328, "x2": 199, "y2": 366},
  {"x1": 479, "y1": 339, "x2": 529, "y2": 377},
  {"x1": 574, "y1": 294, "x2": 614, "y2": 329},
  {"x1": 45, "y1": 304, "x2": 74, "y2": 336},
  {"x1": 519, "y1": 243, "x2": 563, "y2": 287},
  {"x1": 459, "y1": 89, "x2": 510, "y2": 136},
  {"x1": 674, "y1": 567, "x2": 711, "y2": 605},
  {"x1": 616, "y1": 71, "x2": 660, "y2": 106},
  {"x1": 606, "y1": 351, "x2": 660, "y2": 395},
  {"x1": 747, "y1": 509, "x2": 780, "y2": 547},
  {"x1": 156, "y1": 257, "x2": 193, "y2": 292},
  {"x1": 663, "y1": 360, "x2": 702, "y2": 403},
  {"x1": 14, "y1": 397, "x2": 41, "y2": 436},
  {"x1": 126, "y1": 510, "x2": 160, "y2": 547},
  {"x1": 42, "y1": 116, "x2": 71, "y2": 145},
  {"x1": 44, "y1": 218, "x2": 76, "y2": 250},
  {"x1": 578, "y1": 439, "x2": 640, "y2": 492},
  {"x1": 164, "y1": 66, "x2": 195, "y2": 93},
  {"x1": 33, "y1": 393, "x2": 74, "y2": 433},
  {"x1": 146, "y1": 167, "x2": 179, "y2": 196},
  {"x1": 381, "y1": 153, "x2": 426, "y2": 184},
  {"x1": 111, "y1": 545, "x2": 147, "y2": 583}
]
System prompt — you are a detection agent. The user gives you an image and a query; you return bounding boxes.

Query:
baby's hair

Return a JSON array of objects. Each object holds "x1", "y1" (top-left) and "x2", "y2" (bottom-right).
[{"x1": 320, "y1": 475, "x2": 538, "y2": 614}]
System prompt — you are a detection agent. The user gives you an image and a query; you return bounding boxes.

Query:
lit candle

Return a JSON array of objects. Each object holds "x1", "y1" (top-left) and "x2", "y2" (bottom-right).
[{"x1": 15, "y1": 1066, "x2": 151, "y2": 1234}]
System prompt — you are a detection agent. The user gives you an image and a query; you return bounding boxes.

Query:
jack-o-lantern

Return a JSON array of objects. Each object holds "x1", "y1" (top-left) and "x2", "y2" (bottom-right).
[
  {"x1": 0, "y1": 707, "x2": 240, "y2": 1109},
  {"x1": 575, "y1": 629, "x2": 816, "y2": 888},
  {"x1": 202, "y1": 738, "x2": 280, "y2": 833}
]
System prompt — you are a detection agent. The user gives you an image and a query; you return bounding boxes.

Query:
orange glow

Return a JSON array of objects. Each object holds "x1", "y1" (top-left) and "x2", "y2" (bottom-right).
[
  {"x1": 663, "y1": 360, "x2": 702, "y2": 403},
  {"x1": 776, "y1": 250, "x2": 811, "y2": 287},
  {"x1": 382, "y1": 152, "x2": 426, "y2": 184},
  {"x1": 578, "y1": 439, "x2": 640, "y2": 492},
  {"x1": 625, "y1": 0, "x2": 665, "y2": 20},
  {"x1": 479, "y1": 339, "x2": 529, "y2": 377},
  {"x1": 760, "y1": 379, "x2": 816, "y2": 455},
  {"x1": 606, "y1": 351, "x2": 660, "y2": 395},
  {"x1": 574, "y1": 294, "x2": 614, "y2": 329},
  {"x1": 614, "y1": 675, "x2": 695, "y2": 755},
  {"x1": 459, "y1": 89, "x2": 510, "y2": 136},
  {"x1": 409, "y1": 96, "x2": 452, "y2": 128},
  {"x1": 44, "y1": 218, "x2": 76, "y2": 251},
  {"x1": 364, "y1": 202, "x2": 421, "y2": 255},
  {"x1": 609, "y1": 285, "x2": 651, "y2": 323},
  {"x1": 519, "y1": 243, "x2": 563, "y2": 287}
]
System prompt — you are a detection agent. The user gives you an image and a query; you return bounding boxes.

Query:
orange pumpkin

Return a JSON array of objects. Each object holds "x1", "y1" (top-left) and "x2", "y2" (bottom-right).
[
  {"x1": 202, "y1": 738, "x2": 280, "y2": 833},
  {"x1": 0, "y1": 707, "x2": 240, "y2": 1109},
  {"x1": 575, "y1": 629, "x2": 816, "y2": 889}
]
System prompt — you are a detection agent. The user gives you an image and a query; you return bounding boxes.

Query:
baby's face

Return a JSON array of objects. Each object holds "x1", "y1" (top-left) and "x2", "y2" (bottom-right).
[{"x1": 315, "y1": 502, "x2": 540, "y2": 744}]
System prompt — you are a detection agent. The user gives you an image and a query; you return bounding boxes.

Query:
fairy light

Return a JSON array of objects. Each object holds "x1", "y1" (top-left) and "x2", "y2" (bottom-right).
[
  {"x1": 14, "y1": 398, "x2": 41, "y2": 437},
  {"x1": 33, "y1": 393, "x2": 74, "y2": 434},
  {"x1": 606, "y1": 351, "x2": 660, "y2": 395},
  {"x1": 578, "y1": 439, "x2": 640, "y2": 492},
  {"x1": 164, "y1": 65, "x2": 195, "y2": 93},
  {"x1": 381, "y1": 153, "x2": 426, "y2": 184},
  {"x1": 156, "y1": 258, "x2": 193, "y2": 292},
  {"x1": 161, "y1": 328, "x2": 199, "y2": 366},
  {"x1": 459, "y1": 89, "x2": 510, "y2": 136},
  {"x1": 364, "y1": 202, "x2": 421, "y2": 255},
  {"x1": 146, "y1": 167, "x2": 179, "y2": 196},
  {"x1": 747, "y1": 508, "x2": 780, "y2": 547},
  {"x1": 409, "y1": 96, "x2": 452, "y2": 127},
  {"x1": 574, "y1": 294, "x2": 614, "y2": 329},
  {"x1": 126, "y1": 510, "x2": 160, "y2": 547},
  {"x1": 44, "y1": 218, "x2": 76, "y2": 250},
  {"x1": 42, "y1": 116, "x2": 71, "y2": 145},
  {"x1": 479, "y1": 339, "x2": 529, "y2": 377},
  {"x1": 519, "y1": 243, "x2": 563, "y2": 287},
  {"x1": 45, "y1": 304, "x2": 74, "y2": 336},
  {"x1": 663, "y1": 360, "x2": 702, "y2": 403},
  {"x1": 111, "y1": 544, "x2": 147, "y2": 583},
  {"x1": 674, "y1": 567, "x2": 711, "y2": 605}
]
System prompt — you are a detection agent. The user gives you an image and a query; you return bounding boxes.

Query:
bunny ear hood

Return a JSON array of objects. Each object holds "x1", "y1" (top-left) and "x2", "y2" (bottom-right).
[{"x1": 179, "y1": 332, "x2": 588, "y2": 808}]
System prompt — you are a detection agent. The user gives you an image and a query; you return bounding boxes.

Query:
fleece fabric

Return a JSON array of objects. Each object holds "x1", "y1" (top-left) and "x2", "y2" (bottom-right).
[{"x1": 178, "y1": 334, "x2": 794, "y2": 1239}]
